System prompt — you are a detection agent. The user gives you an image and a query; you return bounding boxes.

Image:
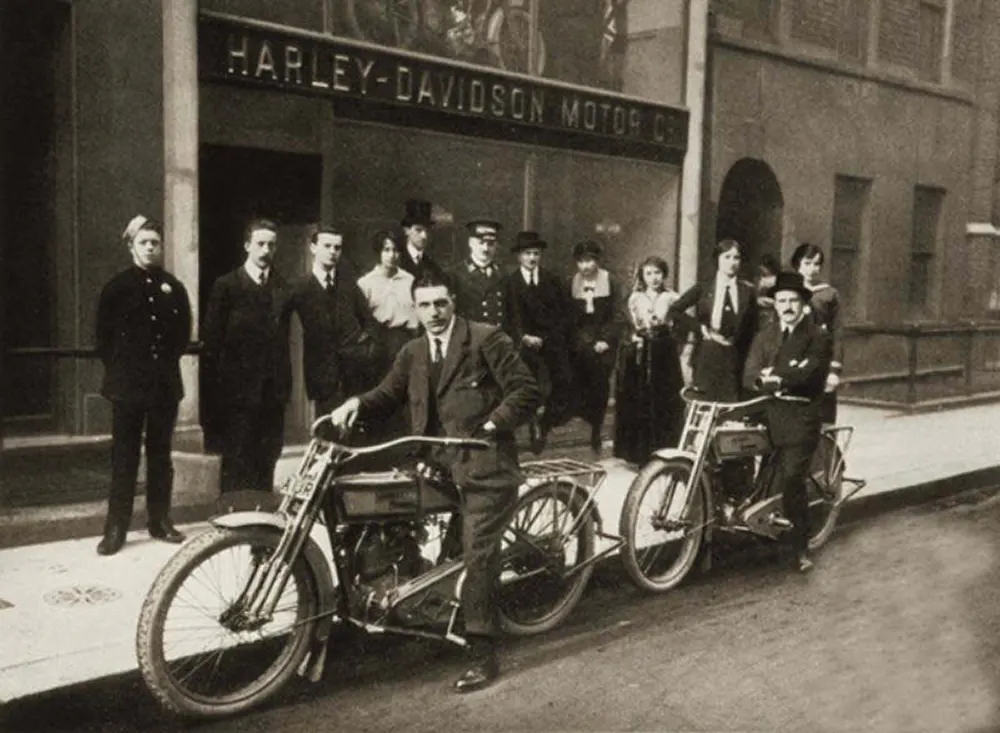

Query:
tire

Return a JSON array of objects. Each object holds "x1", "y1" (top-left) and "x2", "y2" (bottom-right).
[
  {"x1": 136, "y1": 527, "x2": 319, "y2": 719},
  {"x1": 488, "y1": 3, "x2": 546, "y2": 74},
  {"x1": 344, "y1": 0, "x2": 420, "y2": 48},
  {"x1": 620, "y1": 457, "x2": 707, "y2": 593},
  {"x1": 497, "y1": 480, "x2": 596, "y2": 636},
  {"x1": 807, "y1": 433, "x2": 844, "y2": 550}
]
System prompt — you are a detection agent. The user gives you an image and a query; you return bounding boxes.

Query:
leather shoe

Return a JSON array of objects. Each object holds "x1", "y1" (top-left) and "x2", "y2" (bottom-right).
[
  {"x1": 97, "y1": 527, "x2": 126, "y2": 556},
  {"x1": 149, "y1": 521, "x2": 185, "y2": 544},
  {"x1": 454, "y1": 641, "x2": 499, "y2": 693},
  {"x1": 589, "y1": 427, "x2": 602, "y2": 455},
  {"x1": 796, "y1": 552, "x2": 814, "y2": 573}
]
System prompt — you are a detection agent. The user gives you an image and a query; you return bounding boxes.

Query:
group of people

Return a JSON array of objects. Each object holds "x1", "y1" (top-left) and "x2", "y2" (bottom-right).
[{"x1": 93, "y1": 200, "x2": 843, "y2": 693}]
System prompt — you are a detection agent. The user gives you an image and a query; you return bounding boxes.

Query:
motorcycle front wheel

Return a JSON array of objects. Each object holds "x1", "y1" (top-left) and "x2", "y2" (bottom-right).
[
  {"x1": 620, "y1": 457, "x2": 707, "y2": 593},
  {"x1": 497, "y1": 479, "x2": 596, "y2": 636},
  {"x1": 136, "y1": 527, "x2": 319, "y2": 719}
]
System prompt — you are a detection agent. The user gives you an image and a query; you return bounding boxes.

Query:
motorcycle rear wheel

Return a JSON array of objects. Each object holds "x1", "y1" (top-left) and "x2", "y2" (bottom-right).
[
  {"x1": 498, "y1": 479, "x2": 596, "y2": 636},
  {"x1": 136, "y1": 527, "x2": 319, "y2": 719},
  {"x1": 807, "y1": 432, "x2": 844, "y2": 550},
  {"x1": 620, "y1": 457, "x2": 707, "y2": 593}
]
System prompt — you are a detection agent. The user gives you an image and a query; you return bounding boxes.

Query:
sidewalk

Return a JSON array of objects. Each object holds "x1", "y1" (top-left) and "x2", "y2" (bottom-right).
[{"x1": 2, "y1": 402, "x2": 999, "y2": 704}]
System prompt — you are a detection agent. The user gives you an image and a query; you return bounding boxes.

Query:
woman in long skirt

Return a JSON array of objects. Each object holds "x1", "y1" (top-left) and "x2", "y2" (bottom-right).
[{"x1": 613, "y1": 256, "x2": 685, "y2": 465}]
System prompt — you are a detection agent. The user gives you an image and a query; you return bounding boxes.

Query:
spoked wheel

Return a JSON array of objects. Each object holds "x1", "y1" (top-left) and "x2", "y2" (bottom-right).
[
  {"x1": 620, "y1": 457, "x2": 707, "y2": 593},
  {"x1": 136, "y1": 527, "x2": 319, "y2": 719},
  {"x1": 807, "y1": 432, "x2": 844, "y2": 550},
  {"x1": 497, "y1": 480, "x2": 595, "y2": 636},
  {"x1": 344, "y1": 0, "x2": 420, "y2": 48},
  {"x1": 488, "y1": 1, "x2": 546, "y2": 74}
]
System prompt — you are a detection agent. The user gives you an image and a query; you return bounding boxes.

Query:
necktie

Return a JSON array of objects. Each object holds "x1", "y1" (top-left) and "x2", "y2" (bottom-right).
[
  {"x1": 781, "y1": 327, "x2": 790, "y2": 344},
  {"x1": 324, "y1": 271, "x2": 334, "y2": 290},
  {"x1": 432, "y1": 338, "x2": 443, "y2": 363},
  {"x1": 258, "y1": 270, "x2": 268, "y2": 287},
  {"x1": 720, "y1": 284, "x2": 737, "y2": 338},
  {"x1": 529, "y1": 271, "x2": 536, "y2": 287}
]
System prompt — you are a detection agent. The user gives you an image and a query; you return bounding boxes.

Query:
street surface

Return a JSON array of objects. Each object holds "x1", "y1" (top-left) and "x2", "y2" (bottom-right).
[{"x1": 4, "y1": 487, "x2": 1000, "y2": 733}]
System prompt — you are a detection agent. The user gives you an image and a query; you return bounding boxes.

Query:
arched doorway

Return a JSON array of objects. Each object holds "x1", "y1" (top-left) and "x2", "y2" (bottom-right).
[{"x1": 715, "y1": 158, "x2": 783, "y2": 278}]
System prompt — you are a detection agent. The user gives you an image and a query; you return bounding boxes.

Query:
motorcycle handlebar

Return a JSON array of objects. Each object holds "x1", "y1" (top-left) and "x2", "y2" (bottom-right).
[
  {"x1": 680, "y1": 386, "x2": 810, "y2": 410},
  {"x1": 309, "y1": 414, "x2": 492, "y2": 455}
]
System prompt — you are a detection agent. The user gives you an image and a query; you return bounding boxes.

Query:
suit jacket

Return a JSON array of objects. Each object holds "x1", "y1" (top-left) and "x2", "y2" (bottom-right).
[
  {"x1": 398, "y1": 247, "x2": 443, "y2": 279},
  {"x1": 96, "y1": 266, "x2": 192, "y2": 406},
  {"x1": 358, "y1": 317, "x2": 540, "y2": 490},
  {"x1": 289, "y1": 270, "x2": 379, "y2": 402},
  {"x1": 450, "y1": 260, "x2": 506, "y2": 327},
  {"x1": 502, "y1": 268, "x2": 570, "y2": 346},
  {"x1": 669, "y1": 278, "x2": 758, "y2": 360},
  {"x1": 201, "y1": 266, "x2": 293, "y2": 408},
  {"x1": 742, "y1": 316, "x2": 833, "y2": 447}
]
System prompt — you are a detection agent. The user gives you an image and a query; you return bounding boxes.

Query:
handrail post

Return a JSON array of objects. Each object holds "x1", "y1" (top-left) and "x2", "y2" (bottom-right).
[
  {"x1": 906, "y1": 327, "x2": 919, "y2": 407},
  {"x1": 964, "y1": 326, "x2": 975, "y2": 389}
]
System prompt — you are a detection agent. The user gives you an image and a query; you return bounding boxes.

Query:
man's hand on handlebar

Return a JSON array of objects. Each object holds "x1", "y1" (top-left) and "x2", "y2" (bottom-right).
[{"x1": 328, "y1": 397, "x2": 361, "y2": 431}]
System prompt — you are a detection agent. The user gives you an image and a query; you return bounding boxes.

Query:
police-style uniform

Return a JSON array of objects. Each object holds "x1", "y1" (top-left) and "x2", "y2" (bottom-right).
[
  {"x1": 451, "y1": 220, "x2": 506, "y2": 327},
  {"x1": 96, "y1": 262, "x2": 192, "y2": 548}
]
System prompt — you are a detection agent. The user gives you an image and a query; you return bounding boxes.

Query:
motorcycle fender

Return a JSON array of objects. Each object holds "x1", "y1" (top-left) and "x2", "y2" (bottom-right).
[
  {"x1": 645, "y1": 448, "x2": 715, "y2": 548},
  {"x1": 211, "y1": 512, "x2": 337, "y2": 682}
]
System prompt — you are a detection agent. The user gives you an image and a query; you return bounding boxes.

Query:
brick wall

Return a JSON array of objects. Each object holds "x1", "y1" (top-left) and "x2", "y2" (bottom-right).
[
  {"x1": 791, "y1": 0, "x2": 840, "y2": 49},
  {"x1": 951, "y1": 0, "x2": 981, "y2": 84},
  {"x1": 878, "y1": 0, "x2": 920, "y2": 68}
]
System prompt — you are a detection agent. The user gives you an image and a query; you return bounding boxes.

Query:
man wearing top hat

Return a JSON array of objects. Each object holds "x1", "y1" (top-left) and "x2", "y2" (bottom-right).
[
  {"x1": 502, "y1": 231, "x2": 574, "y2": 452},
  {"x1": 743, "y1": 271, "x2": 833, "y2": 574},
  {"x1": 398, "y1": 198, "x2": 443, "y2": 277},
  {"x1": 450, "y1": 219, "x2": 506, "y2": 328},
  {"x1": 94, "y1": 214, "x2": 192, "y2": 555}
]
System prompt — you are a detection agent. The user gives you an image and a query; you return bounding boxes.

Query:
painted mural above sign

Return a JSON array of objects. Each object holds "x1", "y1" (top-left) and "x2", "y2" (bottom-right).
[{"x1": 199, "y1": 14, "x2": 689, "y2": 164}]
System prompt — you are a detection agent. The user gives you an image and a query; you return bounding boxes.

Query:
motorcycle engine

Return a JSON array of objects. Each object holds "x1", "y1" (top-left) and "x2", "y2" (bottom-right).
[{"x1": 354, "y1": 522, "x2": 429, "y2": 618}]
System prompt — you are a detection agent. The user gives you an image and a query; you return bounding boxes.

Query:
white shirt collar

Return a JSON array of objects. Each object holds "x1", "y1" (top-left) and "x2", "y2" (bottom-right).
[
  {"x1": 313, "y1": 263, "x2": 335, "y2": 287},
  {"x1": 781, "y1": 313, "x2": 806, "y2": 334},
  {"x1": 427, "y1": 316, "x2": 457, "y2": 359},
  {"x1": 521, "y1": 266, "x2": 538, "y2": 284},
  {"x1": 244, "y1": 259, "x2": 269, "y2": 284},
  {"x1": 407, "y1": 243, "x2": 425, "y2": 264}
]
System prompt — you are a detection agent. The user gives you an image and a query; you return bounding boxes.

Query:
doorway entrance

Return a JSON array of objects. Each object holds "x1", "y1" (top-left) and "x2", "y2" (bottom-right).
[
  {"x1": 715, "y1": 158, "x2": 784, "y2": 277},
  {"x1": 198, "y1": 145, "x2": 322, "y2": 447}
]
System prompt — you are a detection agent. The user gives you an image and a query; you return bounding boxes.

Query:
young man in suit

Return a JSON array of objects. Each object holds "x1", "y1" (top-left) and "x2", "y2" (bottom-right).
[
  {"x1": 743, "y1": 271, "x2": 833, "y2": 573},
  {"x1": 289, "y1": 225, "x2": 380, "y2": 415},
  {"x1": 502, "y1": 231, "x2": 574, "y2": 452},
  {"x1": 397, "y1": 199, "x2": 442, "y2": 277},
  {"x1": 329, "y1": 270, "x2": 540, "y2": 693},
  {"x1": 450, "y1": 219, "x2": 506, "y2": 327},
  {"x1": 95, "y1": 215, "x2": 192, "y2": 555},
  {"x1": 202, "y1": 218, "x2": 292, "y2": 494}
]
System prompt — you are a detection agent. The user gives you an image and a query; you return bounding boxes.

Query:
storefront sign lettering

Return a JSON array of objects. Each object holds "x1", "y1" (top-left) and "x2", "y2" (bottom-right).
[{"x1": 201, "y1": 16, "x2": 688, "y2": 162}]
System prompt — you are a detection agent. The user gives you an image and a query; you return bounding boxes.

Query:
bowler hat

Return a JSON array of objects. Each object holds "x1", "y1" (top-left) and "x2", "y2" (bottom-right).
[
  {"x1": 513, "y1": 230, "x2": 547, "y2": 252},
  {"x1": 401, "y1": 199, "x2": 434, "y2": 228},
  {"x1": 765, "y1": 271, "x2": 812, "y2": 302},
  {"x1": 572, "y1": 240, "x2": 602, "y2": 261},
  {"x1": 466, "y1": 219, "x2": 502, "y2": 240}
]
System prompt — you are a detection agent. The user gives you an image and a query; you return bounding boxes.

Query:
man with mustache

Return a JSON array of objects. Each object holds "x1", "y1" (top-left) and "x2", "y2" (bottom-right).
[
  {"x1": 202, "y1": 218, "x2": 293, "y2": 495},
  {"x1": 743, "y1": 271, "x2": 833, "y2": 573}
]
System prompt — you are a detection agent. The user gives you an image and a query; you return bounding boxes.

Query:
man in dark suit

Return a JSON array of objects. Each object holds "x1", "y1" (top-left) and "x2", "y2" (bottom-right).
[
  {"x1": 329, "y1": 270, "x2": 540, "y2": 693},
  {"x1": 743, "y1": 271, "x2": 833, "y2": 573},
  {"x1": 202, "y1": 218, "x2": 292, "y2": 494},
  {"x1": 397, "y1": 199, "x2": 443, "y2": 277},
  {"x1": 289, "y1": 225, "x2": 380, "y2": 415},
  {"x1": 450, "y1": 219, "x2": 506, "y2": 327},
  {"x1": 502, "y1": 231, "x2": 574, "y2": 452},
  {"x1": 95, "y1": 215, "x2": 192, "y2": 555}
]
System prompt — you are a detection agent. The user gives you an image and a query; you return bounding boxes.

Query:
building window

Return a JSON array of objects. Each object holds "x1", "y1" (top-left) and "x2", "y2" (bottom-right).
[
  {"x1": 838, "y1": 0, "x2": 867, "y2": 60},
  {"x1": 917, "y1": 0, "x2": 945, "y2": 82},
  {"x1": 790, "y1": 0, "x2": 867, "y2": 60},
  {"x1": 910, "y1": 186, "x2": 944, "y2": 317},
  {"x1": 830, "y1": 175, "x2": 871, "y2": 321},
  {"x1": 714, "y1": 0, "x2": 777, "y2": 42}
]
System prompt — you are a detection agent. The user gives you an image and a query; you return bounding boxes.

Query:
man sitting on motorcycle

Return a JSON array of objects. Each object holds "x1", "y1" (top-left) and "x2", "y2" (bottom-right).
[
  {"x1": 742, "y1": 271, "x2": 833, "y2": 573},
  {"x1": 329, "y1": 270, "x2": 540, "y2": 692}
]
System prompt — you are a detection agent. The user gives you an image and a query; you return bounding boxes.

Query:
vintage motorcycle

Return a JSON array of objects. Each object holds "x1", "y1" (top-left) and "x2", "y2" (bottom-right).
[
  {"x1": 619, "y1": 387, "x2": 867, "y2": 592},
  {"x1": 135, "y1": 416, "x2": 604, "y2": 718}
]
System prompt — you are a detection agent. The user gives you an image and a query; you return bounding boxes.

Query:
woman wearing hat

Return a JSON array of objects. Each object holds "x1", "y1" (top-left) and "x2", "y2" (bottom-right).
[
  {"x1": 791, "y1": 242, "x2": 843, "y2": 424},
  {"x1": 613, "y1": 255, "x2": 685, "y2": 464},
  {"x1": 94, "y1": 215, "x2": 192, "y2": 555},
  {"x1": 567, "y1": 240, "x2": 621, "y2": 453}
]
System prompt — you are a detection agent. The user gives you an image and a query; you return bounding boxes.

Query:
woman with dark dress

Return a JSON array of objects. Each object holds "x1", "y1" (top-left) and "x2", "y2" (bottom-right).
[
  {"x1": 755, "y1": 254, "x2": 780, "y2": 330},
  {"x1": 791, "y1": 242, "x2": 844, "y2": 424},
  {"x1": 613, "y1": 256, "x2": 685, "y2": 465},
  {"x1": 568, "y1": 240, "x2": 621, "y2": 454},
  {"x1": 668, "y1": 239, "x2": 758, "y2": 403}
]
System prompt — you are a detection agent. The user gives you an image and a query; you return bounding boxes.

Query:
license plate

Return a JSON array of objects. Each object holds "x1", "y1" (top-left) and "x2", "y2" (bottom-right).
[{"x1": 278, "y1": 476, "x2": 314, "y2": 499}]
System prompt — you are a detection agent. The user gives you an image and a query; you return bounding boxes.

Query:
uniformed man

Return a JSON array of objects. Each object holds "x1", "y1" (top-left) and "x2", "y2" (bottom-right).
[
  {"x1": 397, "y1": 199, "x2": 443, "y2": 277},
  {"x1": 94, "y1": 215, "x2": 192, "y2": 556},
  {"x1": 450, "y1": 219, "x2": 506, "y2": 327}
]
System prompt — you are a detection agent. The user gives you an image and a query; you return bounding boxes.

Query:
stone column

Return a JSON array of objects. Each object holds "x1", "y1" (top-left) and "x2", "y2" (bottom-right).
[{"x1": 162, "y1": 0, "x2": 202, "y2": 449}]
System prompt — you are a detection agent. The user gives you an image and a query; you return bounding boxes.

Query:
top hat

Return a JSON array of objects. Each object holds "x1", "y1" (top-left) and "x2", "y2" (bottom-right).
[
  {"x1": 572, "y1": 240, "x2": 602, "y2": 261},
  {"x1": 466, "y1": 219, "x2": 502, "y2": 240},
  {"x1": 513, "y1": 230, "x2": 547, "y2": 252},
  {"x1": 765, "y1": 271, "x2": 812, "y2": 302},
  {"x1": 401, "y1": 199, "x2": 434, "y2": 228}
]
